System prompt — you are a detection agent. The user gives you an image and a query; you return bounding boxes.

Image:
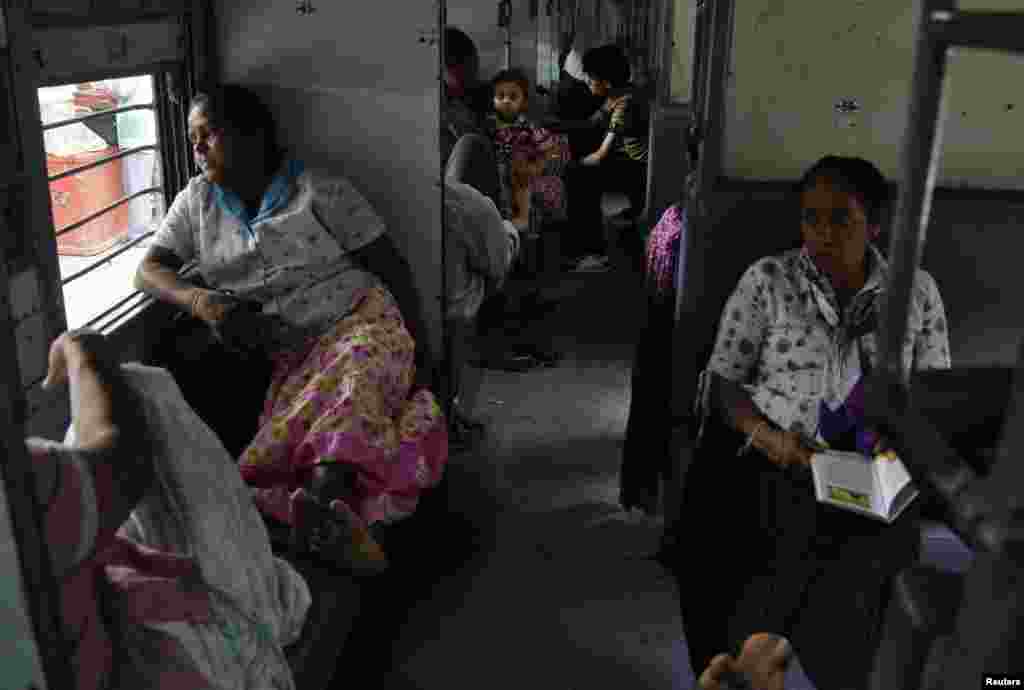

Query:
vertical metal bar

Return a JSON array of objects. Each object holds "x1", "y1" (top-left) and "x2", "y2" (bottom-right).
[
  {"x1": 675, "y1": 0, "x2": 733, "y2": 403},
  {"x1": 657, "y1": 0, "x2": 676, "y2": 106},
  {"x1": 0, "y1": 267, "x2": 67, "y2": 690},
  {"x1": 877, "y1": 0, "x2": 954, "y2": 384},
  {"x1": 439, "y1": 0, "x2": 452, "y2": 420},
  {"x1": 6, "y1": 0, "x2": 67, "y2": 341},
  {"x1": 0, "y1": 15, "x2": 70, "y2": 689}
]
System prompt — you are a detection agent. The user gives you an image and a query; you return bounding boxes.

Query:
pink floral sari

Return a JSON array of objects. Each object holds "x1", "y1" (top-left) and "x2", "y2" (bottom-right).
[{"x1": 239, "y1": 286, "x2": 448, "y2": 527}]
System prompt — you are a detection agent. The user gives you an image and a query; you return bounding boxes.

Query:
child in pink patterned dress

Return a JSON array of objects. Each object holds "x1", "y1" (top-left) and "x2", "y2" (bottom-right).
[{"x1": 483, "y1": 68, "x2": 568, "y2": 230}]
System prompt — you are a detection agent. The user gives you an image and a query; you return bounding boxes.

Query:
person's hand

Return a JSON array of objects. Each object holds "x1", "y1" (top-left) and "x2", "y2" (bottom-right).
[
  {"x1": 190, "y1": 288, "x2": 243, "y2": 327},
  {"x1": 42, "y1": 329, "x2": 114, "y2": 390},
  {"x1": 581, "y1": 153, "x2": 601, "y2": 167},
  {"x1": 212, "y1": 299, "x2": 277, "y2": 358},
  {"x1": 698, "y1": 633, "x2": 793, "y2": 690},
  {"x1": 871, "y1": 433, "x2": 900, "y2": 461},
  {"x1": 761, "y1": 428, "x2": 815, "y2": 470}
]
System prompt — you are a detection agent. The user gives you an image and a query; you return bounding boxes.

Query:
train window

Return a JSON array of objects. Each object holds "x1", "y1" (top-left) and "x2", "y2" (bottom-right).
[{"x1": 36, "y1": 74, "x2": 165, "y2": 330}]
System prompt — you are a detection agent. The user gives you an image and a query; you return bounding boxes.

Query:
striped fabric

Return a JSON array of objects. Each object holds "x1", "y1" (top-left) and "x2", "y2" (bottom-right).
[{"x1": 607, "y1": 91, "x2": 649, "y2": 162}]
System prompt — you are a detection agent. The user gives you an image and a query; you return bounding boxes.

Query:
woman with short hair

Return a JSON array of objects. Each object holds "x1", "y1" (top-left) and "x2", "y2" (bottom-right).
[{"x1": 673, "y1": 155, "x2": 951, "y2": 689}]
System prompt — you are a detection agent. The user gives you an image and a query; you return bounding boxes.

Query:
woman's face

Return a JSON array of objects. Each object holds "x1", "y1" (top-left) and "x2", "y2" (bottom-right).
[
  {"x1": 800, "y1": 176, "x2": 875, "y2": 280},
  {"x1": 188, "y1": 106, "x2": 229, "y2": 185},
  {"x1": 494, "y1": 81, "x2": 526, "y2": 121}
]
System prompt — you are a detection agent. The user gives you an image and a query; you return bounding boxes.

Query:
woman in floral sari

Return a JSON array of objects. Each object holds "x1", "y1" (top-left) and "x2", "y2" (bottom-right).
[{"x1": 136, "y1": 84, "x2": 447, "y2": 574}]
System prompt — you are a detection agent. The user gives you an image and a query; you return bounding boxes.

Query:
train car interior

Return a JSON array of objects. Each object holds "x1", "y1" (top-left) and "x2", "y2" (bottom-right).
[{"x1": 0, "y1": 0, "x2": 1023, "y2": 689}]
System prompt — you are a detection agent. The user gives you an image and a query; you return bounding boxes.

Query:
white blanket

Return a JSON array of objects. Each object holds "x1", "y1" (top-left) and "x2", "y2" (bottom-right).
[{"x1": 65, "y1": 363, "x2": 311, "y2": 689}]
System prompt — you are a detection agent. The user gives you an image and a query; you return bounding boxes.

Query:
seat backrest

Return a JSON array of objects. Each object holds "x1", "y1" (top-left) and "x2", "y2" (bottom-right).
[
  {"x1": 642, "y1": 103, "x2": 692, "y2": 234},
  {"x1": 445, "y1": 133, "x2": 500, "y2": 208},
  {"x1": 673, "y1": 185, "x2": 804, "y2": 433}
]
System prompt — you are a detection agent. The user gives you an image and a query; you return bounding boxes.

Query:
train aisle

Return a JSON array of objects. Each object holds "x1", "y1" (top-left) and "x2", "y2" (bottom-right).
[{"x1": 377, "y1": 262, "x2": 696, "y2": 689}]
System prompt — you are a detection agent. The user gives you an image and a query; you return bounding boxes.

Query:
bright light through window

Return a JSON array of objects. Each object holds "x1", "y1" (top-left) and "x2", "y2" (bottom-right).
[{"x1": 37, "y1": 75, "x2": 165, "y2": 330}]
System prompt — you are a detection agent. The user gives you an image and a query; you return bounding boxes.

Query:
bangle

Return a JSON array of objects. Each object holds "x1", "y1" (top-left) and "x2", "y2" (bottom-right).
[{"x1": 737, "y1": 421, "x2": 768, "y2": 457}]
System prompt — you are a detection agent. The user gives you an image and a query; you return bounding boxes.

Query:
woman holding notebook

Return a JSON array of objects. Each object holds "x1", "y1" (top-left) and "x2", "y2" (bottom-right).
[{"x1": 674, "y1": 156, "x2": 951, "y2": 690}]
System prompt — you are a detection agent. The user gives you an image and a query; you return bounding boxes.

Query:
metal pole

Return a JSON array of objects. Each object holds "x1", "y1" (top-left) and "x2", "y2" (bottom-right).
[
  {"x1": 439, "y1": 0, "x2": 451, "y2": 419},
  {"x1": 672, "y1": 0, "x2": 733, "y2": 419},
  {"x1": 876, "y1": 0, "x2": 954, "y2": 385}
]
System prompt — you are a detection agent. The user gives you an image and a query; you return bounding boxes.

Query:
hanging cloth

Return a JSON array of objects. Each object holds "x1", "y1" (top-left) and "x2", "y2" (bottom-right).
[{"x1": 562, "y1": 0, "x2": 625, "y2": 81}]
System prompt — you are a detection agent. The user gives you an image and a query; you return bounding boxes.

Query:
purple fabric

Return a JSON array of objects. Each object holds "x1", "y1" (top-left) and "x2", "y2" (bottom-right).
[
  {"x1": 817, "y1": 375, "x2": 880, "y2": 455},
  {"x1": 646, "y1": 205, "x2": 684, "y2": 297}
]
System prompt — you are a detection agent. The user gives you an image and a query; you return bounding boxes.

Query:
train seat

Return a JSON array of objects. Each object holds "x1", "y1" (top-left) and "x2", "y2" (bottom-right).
[{"x1": 599, "y1": 103, "x2": 691, "y2": 273}]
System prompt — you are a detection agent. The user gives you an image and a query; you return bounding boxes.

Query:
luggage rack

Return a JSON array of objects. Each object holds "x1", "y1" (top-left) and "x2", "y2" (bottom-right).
[{"x1": 868, "y1": 2, "x2": 1024, "y2": 689}]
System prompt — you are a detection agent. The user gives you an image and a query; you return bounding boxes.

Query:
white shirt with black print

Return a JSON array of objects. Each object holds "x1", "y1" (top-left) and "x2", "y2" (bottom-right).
[{"x1": 699, "y1": 243, "x2": 951, "y2": 441}]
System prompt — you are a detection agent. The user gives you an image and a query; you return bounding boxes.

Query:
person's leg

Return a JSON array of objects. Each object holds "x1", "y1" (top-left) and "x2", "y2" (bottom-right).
[
  {"x1": 563, "y1": 161, "x2": 607, "y2": 261},
  {"x1": 725, "y1": 466, "x2": 821, "y2": 656},
  {"x1": 786, "y1": 508, "x2": 922, "y2": 690}
]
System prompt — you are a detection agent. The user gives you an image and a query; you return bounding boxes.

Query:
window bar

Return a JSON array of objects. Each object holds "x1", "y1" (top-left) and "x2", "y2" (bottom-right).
[
  {"x1": 60, "y1": 229, "x2": 154, "y2": 285},
  {"x1": 928, "y1": 11, "x2": 1024, "y2": 55},
  {"x1": 40, "y1": 103, "x2": 155, "y2": 132},
  {"x1": 54, "y1": 186, "x2": 161, "y2": 238},
  {"x1": 84, "y1": 289, "x2": 151, "y2": 332},
  {"x1": 47, "y1": 144, "x2": 156, "y2": 183}
]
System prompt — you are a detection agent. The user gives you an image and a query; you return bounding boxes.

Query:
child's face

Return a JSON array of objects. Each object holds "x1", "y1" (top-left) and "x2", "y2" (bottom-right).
[{"x1": 494, "y1": 81, "x2": 527, "y2": 121}]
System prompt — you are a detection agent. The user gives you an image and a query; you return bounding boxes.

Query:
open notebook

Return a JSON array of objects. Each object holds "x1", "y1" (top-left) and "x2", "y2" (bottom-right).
[{"x1": 810, "y1": 450, "x2": 919, "y2": 524}]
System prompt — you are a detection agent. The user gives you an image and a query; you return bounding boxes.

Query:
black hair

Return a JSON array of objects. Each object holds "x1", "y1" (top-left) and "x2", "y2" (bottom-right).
[
  {"x1": 491, "y1": 68, "x2": 531, "y2": 99},
  {"x1": 444, "y1": 26, "x2": 478, "y2": 68},
  {"x1": 189, "y1": 84, "x2": 282, "y2": 172},
  {"x1": 796, "y1": 155, "x2": 891, "y2": 228},
  {"x1": 581, "y1": 44, "x2": 631, "y2": 88}
]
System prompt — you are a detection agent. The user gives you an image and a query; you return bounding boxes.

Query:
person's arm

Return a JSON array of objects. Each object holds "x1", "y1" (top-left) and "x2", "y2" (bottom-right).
[
  {"x1": 581, "y1": 97, "x2": 627, "y2": 166},
  {"x1": 582, "y1": 132, "x2": 618, "y2": 166},
  {"x1": 134, "y1": 189, "x2": 236, "y2": 326},
  {"x1": 912, "y1": 271, "x2": 952, "y2": 371},
  {"x1": 714, "y1": 376, "x2": 814, "y2": 468},
  {"x1": 706, "y1": 262, "x2": 815, "y2": 468},
  {"x1": 32, "y1": 331, "x2": 154, "y2": 540}
]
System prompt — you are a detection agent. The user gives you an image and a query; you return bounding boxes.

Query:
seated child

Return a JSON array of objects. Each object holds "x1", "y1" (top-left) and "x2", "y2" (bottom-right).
[
  {"x1": 578, "y1": 44, "x2": 649, "y2": 211},
  {"x1": 483, "y1": 68, "x2": 569, "y2": 231},
  {"x1": 564, "y1": 44, "x2": 650, "y2": 272}
]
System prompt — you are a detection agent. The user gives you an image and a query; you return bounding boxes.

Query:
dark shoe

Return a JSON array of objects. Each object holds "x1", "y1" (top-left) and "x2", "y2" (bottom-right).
[{"x1": 572, "y1": 254, "x2": 612, "y2": 272}]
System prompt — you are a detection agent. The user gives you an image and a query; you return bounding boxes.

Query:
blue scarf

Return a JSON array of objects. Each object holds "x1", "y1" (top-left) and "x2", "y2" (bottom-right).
[{"x1": 214, "y1": 158, "x2": 306, "y2": 237}]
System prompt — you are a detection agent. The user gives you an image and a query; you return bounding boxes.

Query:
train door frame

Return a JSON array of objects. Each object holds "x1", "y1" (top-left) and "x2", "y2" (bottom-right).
[
  {"x1": 671, "y1": 0, "x2": 735, "y2": 422},
  {"x1": 0, "y1": 3, "x2": 209, "y2": 686},
  {"x1": 0, "y1": 0, "x2": 79, "y2": 685}
]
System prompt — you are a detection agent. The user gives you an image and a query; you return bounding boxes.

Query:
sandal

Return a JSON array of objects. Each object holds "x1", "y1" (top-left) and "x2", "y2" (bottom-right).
[{"x1": 290, "y1": 489, "x2": 389, "y2": 576}]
